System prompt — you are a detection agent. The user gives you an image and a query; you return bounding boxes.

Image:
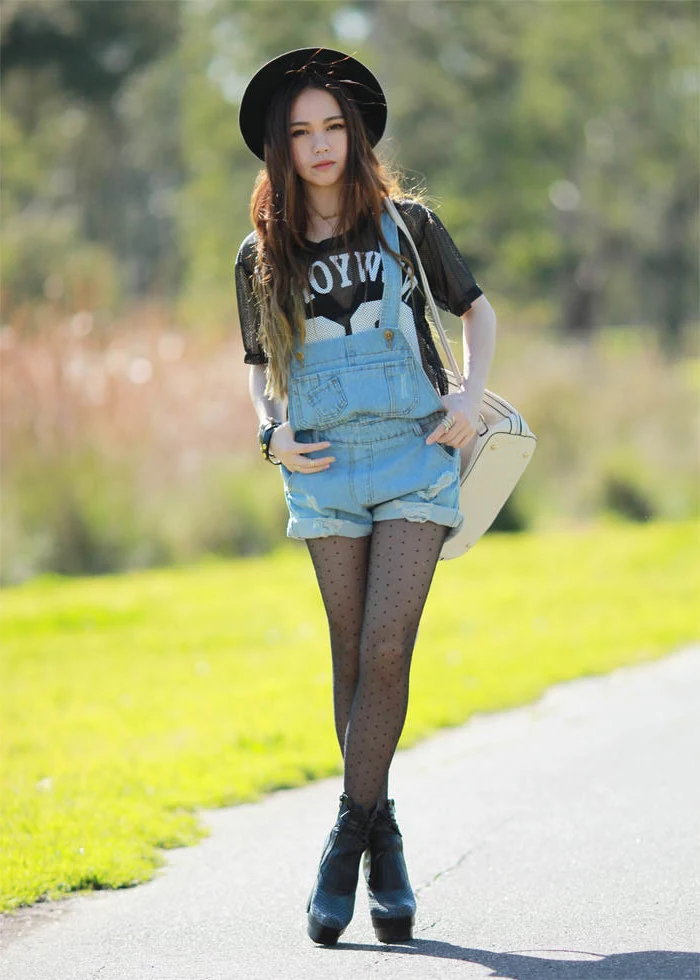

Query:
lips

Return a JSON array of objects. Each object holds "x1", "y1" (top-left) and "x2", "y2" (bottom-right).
[{"x1": 312, "y1": 161, "x2": 335, "y2": 170}]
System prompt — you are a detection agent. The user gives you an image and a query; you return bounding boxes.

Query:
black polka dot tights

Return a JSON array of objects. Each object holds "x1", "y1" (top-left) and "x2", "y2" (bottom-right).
[{"x1": 306, "y1": 518, "x2": 448, "y2": 810}]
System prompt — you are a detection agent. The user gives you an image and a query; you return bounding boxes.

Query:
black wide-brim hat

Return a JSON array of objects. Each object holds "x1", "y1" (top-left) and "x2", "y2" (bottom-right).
[{"x1": 239, "y1": 47, "x2": 387, "y2": 161}]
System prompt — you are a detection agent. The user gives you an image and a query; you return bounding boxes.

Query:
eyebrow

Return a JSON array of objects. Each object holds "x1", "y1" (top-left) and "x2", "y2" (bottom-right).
[{"x1": 289, "y1": 115, "x2": 344, "y2": 127}]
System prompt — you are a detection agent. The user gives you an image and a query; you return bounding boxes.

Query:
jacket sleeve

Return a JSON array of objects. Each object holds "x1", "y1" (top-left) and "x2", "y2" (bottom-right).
[
  {"x1": 234, "y1": 233, "x2": 268, "y2": 365},
  {"x1": 396, "y1": 200, "x2": 483, "y2": 316}
]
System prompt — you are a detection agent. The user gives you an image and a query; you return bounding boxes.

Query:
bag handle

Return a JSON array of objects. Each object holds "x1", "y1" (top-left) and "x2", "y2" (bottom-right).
[{"x1": 383, "y1": 197, "x2": 464, "y2": 388}]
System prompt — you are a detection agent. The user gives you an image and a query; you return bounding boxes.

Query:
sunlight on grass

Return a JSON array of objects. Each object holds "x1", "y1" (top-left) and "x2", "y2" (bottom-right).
[{"x1": 1, "y1": 521, "x2": 697, "y2": 911}]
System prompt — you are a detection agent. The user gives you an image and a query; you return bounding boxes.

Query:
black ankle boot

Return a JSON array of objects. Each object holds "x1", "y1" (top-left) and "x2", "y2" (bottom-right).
[
  {"x1": 364, "y1": 799, "x2": 416, "y2": 943},
  {"x1": 307, "y1": 793, "x2": 373, "y2": 945}
]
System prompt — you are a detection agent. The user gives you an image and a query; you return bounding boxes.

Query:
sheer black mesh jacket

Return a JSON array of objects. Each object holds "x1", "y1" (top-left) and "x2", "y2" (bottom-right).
[{"x1": 234, "y1": 199, "x2": 483, "y2": 396}]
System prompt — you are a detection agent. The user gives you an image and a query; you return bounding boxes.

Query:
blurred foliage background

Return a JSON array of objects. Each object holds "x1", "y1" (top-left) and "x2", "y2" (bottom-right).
[{"x1": 1, "y1": 0, "x2": 698, "y2": 584}]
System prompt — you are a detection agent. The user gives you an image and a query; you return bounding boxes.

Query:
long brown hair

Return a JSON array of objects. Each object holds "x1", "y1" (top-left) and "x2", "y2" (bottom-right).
[{"x1": 249, "y1": 72, "x2": 415, "y2": 399}]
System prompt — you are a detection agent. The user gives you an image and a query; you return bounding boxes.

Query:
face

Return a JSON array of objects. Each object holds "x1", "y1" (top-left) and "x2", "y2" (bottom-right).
[{"x1": 289, "y1": 87, "x2": 348, "y2": 189}]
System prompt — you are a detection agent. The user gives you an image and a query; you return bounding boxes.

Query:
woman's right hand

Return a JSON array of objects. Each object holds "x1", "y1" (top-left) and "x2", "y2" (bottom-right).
[{"x1": 270, "y1": 422, "x2": 335, "y2": 474}]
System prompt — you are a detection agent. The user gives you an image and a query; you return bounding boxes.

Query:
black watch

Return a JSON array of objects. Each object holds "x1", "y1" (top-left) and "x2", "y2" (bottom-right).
[{"x1": 258, "y1": 419, "x2": 282, "y2": 464}]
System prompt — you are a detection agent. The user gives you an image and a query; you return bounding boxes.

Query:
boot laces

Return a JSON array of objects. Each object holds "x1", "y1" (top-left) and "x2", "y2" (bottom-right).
[
  {"x1": 338, "y1": 793, "x2": 372, "y2": 844},
  {"x1": 374, "y1": 799, "x2": 401, "y2": 836}
]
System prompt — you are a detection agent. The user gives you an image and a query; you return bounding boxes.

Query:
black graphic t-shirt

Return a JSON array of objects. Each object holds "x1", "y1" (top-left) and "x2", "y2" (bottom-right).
[{"x1": 234, "y1": 199, "x2": 483, "y2": 395}]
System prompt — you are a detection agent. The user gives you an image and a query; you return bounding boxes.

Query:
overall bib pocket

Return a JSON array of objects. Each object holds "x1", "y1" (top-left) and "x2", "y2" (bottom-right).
[
  {"x1": 289, "y1": 352, "x2": 421, "y2": 429},
  {"x1": 382, "y1": 357, "x2": 420, "y2": 416},
  {"x1": 306, "y1": 374, "x2": 348, "y2": 426},
  {"x1": 289, "y1": 373, "x2": 347, "y2": 429}
]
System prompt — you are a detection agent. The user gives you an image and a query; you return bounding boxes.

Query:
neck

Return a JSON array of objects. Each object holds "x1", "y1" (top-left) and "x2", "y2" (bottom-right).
[{"x1": 305, "y1": 185, "x2": 342, "y2": 224}]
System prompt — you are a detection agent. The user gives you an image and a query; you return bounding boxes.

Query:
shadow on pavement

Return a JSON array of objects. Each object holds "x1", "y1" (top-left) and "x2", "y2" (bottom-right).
[{"x1": 336, "y1": 942, "x2": 700, "y2": 979}]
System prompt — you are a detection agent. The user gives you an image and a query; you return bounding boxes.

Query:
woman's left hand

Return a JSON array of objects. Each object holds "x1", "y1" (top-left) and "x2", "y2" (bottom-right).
[{"x1": 425, "y1": 391, "x2": 481, "y2": 450}]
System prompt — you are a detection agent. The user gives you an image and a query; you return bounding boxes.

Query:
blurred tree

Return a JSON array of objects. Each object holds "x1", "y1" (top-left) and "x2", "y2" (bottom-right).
[
  {"x1": 1, "y1": 0, "x2": 183, "y2": 312},
  {"x1": 0, "y1": 0, "x2": 179, "y2": 113},
  {"x1": 375, "y1": 0, "x2": 698, "y2": 345}
]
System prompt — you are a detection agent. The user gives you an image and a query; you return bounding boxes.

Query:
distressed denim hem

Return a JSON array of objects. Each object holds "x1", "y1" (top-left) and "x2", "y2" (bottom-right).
[
  {"x1": 372, "y1": 502, "x2": 464, "y2": 542},
  {"x1": 287, "y1": 516, "x2": 373, "y2": 540}
]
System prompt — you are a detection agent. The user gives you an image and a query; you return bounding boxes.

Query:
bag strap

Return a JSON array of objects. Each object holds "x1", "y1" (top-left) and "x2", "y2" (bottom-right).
[{"x1": 383, "y1": 197, "x2": 463, "y2": 387}]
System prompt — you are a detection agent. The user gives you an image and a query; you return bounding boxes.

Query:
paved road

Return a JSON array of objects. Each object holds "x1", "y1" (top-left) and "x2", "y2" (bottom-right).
[{"x1": 2, "y1": 647, "x2": 699, "y2": 980}]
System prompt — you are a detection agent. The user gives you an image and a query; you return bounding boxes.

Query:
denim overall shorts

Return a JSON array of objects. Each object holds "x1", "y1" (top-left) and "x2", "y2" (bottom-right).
[{"x1": 281, "y1": 209, "x2": 464, "y2": 542}]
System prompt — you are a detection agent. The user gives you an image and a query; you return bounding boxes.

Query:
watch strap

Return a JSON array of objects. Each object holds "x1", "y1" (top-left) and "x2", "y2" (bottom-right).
[{"x1": 258, "y1": 419, "x2": 282, "y2": 464}]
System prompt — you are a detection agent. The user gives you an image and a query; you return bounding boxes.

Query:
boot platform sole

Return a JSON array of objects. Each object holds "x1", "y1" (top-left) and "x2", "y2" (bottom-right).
[
  {"x1": 372, "y1": 914, "x2": 414, "y2": 944},
  {"x1": 307, "y1": 914, "x2": 344, "y2": 946}
]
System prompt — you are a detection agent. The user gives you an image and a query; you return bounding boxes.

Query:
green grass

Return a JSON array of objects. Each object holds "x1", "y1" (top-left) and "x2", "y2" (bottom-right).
[{"x1": 1, "y1": 520, "x2": 698, "y2": 912}]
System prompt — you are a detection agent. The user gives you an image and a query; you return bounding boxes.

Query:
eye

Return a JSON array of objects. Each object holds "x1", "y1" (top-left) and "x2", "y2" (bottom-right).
[
  {"x1": 328, "y1": 122, "x2": 345, "y2": 131},
  {"x1": 290, "y1": 128, "x2": 307, "y2": 139}
]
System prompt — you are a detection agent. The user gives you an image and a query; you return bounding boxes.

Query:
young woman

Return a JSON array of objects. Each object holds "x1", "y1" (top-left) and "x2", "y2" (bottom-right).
[{"x1": 235, "y1": 47, "x2": 496, "y2": 946}]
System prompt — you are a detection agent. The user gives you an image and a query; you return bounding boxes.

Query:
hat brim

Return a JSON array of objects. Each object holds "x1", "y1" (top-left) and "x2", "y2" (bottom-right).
[{"x1": 239, "y1": 47, "x2": 387, "y2": 161}]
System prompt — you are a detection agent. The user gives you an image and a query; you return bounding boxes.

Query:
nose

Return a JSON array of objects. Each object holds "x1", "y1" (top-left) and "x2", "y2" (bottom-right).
[{"x1": 312, "y1": 133, "x2": 329, "y2": 155}]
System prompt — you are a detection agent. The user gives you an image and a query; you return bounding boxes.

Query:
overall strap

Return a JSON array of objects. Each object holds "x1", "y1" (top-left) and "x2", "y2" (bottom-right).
[
  {"x1": 383, "y1": 197, "x2": 464, "y2": 384},
  {"x1": 377, "y1": 205, "x2": 402, "y2": 333},
  {"x1": 291, "y1": 204, "x2": 402, "y2": 359}
]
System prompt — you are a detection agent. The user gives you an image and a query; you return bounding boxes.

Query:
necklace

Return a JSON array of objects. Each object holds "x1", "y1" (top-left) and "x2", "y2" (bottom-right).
[
  {"x1": 309, "y1": 205, "x2": 340, "y2": 222},
  {"x1": 307, "y1": 213, "x2": 342, "y2": 244}
]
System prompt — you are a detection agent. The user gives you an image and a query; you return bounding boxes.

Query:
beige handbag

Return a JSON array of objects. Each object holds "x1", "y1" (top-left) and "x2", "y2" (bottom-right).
[{"x1": 384, "y1": 199, "x2": 537, "y2": 560}]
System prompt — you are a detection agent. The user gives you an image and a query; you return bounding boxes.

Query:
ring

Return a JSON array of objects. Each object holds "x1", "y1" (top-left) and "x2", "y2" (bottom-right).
[{"x1": 441, "y1": 415, "x2": 455, "y2": 431}]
